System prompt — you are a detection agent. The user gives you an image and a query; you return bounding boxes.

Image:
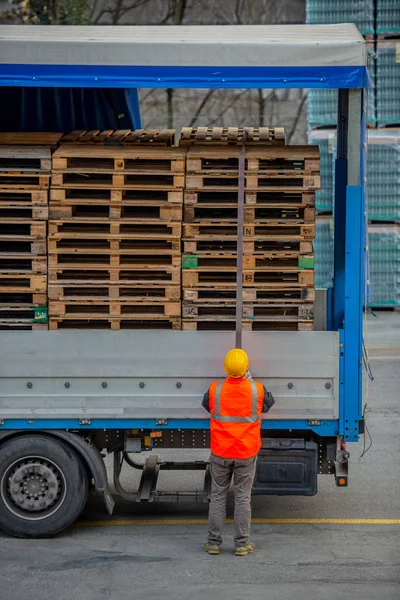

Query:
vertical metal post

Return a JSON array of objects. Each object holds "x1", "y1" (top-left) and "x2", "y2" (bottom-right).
[
  {"x1": 235, "y1": 140, "x2": 246, "y2": 349},
  {"x1": 333, "y1": 89, "x2": 349, "y2": 331},
  {"x1": 343, "y1": 89, "x2": 364, "y2": 438}
]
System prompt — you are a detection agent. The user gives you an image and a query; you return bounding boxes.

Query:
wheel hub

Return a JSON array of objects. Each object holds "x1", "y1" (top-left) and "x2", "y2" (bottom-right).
[{"x1": 3, "y1": 458, "x2": 64, "y2": 517}]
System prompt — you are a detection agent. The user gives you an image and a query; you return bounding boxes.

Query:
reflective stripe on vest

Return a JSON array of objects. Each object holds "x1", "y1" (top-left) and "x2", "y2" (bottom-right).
[{"x1": 212, "y1": 380, "x2": 261, "y2": 423}]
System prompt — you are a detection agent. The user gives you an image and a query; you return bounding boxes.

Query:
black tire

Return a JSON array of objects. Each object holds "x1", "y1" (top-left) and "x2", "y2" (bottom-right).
[{"x1": 0, "y1": 435, "x2": 88, "y2": 538}]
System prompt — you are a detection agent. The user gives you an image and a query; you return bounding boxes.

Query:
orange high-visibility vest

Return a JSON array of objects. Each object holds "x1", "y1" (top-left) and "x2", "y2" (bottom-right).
[{"x1": 208, "y1": 376, "x2": 264, "y2": 460}]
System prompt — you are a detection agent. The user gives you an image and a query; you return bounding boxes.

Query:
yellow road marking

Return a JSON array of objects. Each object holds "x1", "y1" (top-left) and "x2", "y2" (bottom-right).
[{"x1": 75, "y1": 518, "x2": 400, "y2": 528}]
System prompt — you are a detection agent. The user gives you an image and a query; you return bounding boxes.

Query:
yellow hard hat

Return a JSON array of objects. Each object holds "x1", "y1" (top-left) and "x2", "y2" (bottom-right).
[{"x1": 224, "y1": 348, "x2": 249, "y2": 378}]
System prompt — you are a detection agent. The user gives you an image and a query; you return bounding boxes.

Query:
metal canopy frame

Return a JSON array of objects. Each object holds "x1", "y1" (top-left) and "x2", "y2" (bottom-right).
[{"x1": 0, "y1": 25, "x2": 367, "y2": 442}]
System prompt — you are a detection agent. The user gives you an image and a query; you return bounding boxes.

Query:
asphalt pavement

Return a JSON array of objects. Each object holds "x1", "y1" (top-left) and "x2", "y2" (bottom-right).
[{"x1": 0, "y1": 312, "x2": 399, "y2": 600}]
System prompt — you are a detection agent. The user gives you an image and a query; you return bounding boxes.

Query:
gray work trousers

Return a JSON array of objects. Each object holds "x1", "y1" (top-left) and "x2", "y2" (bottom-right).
[{"x1": 207, "y1": 453, "x2": 257, "y2": 547}]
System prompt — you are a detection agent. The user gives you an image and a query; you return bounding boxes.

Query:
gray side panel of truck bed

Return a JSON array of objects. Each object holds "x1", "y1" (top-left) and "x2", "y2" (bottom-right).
[{"x1": 0, "y1": 331, "x2": 339, "y2": 421}]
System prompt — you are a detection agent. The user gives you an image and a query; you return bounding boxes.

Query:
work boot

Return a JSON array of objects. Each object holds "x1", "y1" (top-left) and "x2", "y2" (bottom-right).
[
  {"x1": 234, "y1": 541, "x2": 255, "y2": 556},
  {"x1": 204, "y1": 543, "x2": 221, "y2": 555}
]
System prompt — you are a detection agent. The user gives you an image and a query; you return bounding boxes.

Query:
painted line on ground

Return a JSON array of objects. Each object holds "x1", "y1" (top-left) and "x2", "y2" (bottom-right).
[
  {"x1": 74, "y1": 518, "x2": 400, "y2": 528},
  {"x1": 368, "y1": 356, "x2": 400, "y2": 360},
  {"x1": 366, "y1": 346, "x2": 400, "y2": 350}
]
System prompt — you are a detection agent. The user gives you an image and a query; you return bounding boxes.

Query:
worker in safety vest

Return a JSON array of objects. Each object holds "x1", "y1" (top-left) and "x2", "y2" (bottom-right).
[{"x1": 202, "y1": 348, "x2": 275, "y2": 556}]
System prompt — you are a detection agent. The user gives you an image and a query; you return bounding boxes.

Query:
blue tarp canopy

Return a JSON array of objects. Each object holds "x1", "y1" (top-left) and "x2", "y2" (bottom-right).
[
  {"x1": 0, "y1": 24, "x2": 369, "y2": 90},
  {"x1": 0, "y1": 87, "x2": 141, "y2": 132}
]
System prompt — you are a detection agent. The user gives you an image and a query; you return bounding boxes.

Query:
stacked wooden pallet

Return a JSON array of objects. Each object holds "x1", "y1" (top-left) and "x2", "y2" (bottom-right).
[
  {"x1": 48, "y1": 145, "x2": 185, "y2": 330},
  {"x1": 0, "y1": 147, "x2": 50, "y2": 330},
  {"x1": 180, "y1": 127, "x2": 285, "y2": 146},
  {"x1": 181, "y1": 144, "x2": 319, "y2": 331}
]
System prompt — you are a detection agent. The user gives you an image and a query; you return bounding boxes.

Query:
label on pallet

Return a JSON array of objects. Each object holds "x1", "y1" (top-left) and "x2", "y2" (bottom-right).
[
  {"x1": 298, "y1": 256, "x2": 315, "y2": 270},
  {"x1": 396, "y1": 43, "x2": 400, "y2": 63},
  {"x1": 34, "y1": 307, "x2": 49, "y2": 323},
  {"x1": 182, "y1": 254, "x2": 199, "y2": 269}
]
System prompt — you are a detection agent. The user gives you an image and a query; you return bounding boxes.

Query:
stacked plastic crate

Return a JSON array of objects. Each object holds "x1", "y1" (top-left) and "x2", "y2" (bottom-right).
[
  {"x1": 306, "y1": 0, "x2": 375, "y2": 35},
  {"x1": 307, "y1": 130, "x2": 336, "y2": 289},
  {"x1": 368, "y1": 225, "x2": 400, "y2": 307},
  {"x1": 306, "y1": 1, "x2": 376, "y2": 128},
  {"x1": 376, "y1": 0, "x2": 400, "y2": 38},
  {"x1": 375, "y1": 42, "x2": 400, "y2": 127},
  {"x1": 367, "y1": 130, "x2": 400, "y2": 221}
]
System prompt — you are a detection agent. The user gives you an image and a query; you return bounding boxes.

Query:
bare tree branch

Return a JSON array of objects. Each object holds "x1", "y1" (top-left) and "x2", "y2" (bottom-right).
[
  {"x1": 287, "y1": 91, "x2": 307, "y2": 143},
  {"x1": 189, "y1": 90, "x2": 215, "y2": 126},
  {"x1": 208, "y1": 90, "x2": 248, "y2": 126}
]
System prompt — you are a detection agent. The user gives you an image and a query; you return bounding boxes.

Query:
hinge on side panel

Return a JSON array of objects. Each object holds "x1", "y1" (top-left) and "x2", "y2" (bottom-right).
[
  {"x1": 0, "y1": 418, "x2": 4, "y2": 425},
  {"x1": 308, "y1": 419, "x2": 320, "y2": 426}
]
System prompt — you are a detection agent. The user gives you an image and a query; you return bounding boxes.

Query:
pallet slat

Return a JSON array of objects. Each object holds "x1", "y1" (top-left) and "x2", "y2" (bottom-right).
[
  {"x1": 48, "y1": 284, "x2": 180, "y2": 302},
  {"x1": 49, "y1": 202, "x2": 182, "y2": 222},
  {"x1": 50, "y1": 188, "x2": 183, "y2": 204},
  {"x1": 50, "y1": 300, "x2": 181, "y2": 317},
  {"x1": 182, "y1": 269, "x2": 314, "y2": 288},
  {"x1": 180, "y1": 127, "x2": 285, "y2": 146},
  {"x1": 48, "y1": 267, "x2": 181, "y2": 286},
  {"x1": 184, "y1": 190, "x2": 315, "y2": 208},
  {"x1": 183, "y1": 222, "x2": 315, "y2": 240},
  {"x1": 49, "y1": 317, "x2": 181, "y2": 330},
  {"x1": 183, "y1": 287, "x2": 315, "y2": 303},
  {"x1": 182, "y1": 319, "x2": 313, "y2": 331}
]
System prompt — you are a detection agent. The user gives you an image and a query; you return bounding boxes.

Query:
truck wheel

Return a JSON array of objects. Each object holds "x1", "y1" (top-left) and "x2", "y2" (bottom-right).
[{"x1": 0, "y1": 435, "x2": 88, "y2": 538}]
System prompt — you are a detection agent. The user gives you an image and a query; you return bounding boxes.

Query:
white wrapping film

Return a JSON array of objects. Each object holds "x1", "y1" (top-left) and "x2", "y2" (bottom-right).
[{"x1": 0, "y1": 24, "x2": 367, "y2": 68}]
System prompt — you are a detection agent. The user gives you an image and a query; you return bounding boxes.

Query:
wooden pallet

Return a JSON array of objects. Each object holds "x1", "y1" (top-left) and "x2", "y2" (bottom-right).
[
  {"x1": 0, "y1": 256, "x2": 47, "y2": 273},
  {"x1": 0, "y1": 293, "x2": 47, "y2": 306},
  {"x1": 183, "y1": 269, "x2": 314, "y2": 288},
  {"x1": 183, "y1": 287, "x2": 315, "y2": 304},
  {"x1": 49, "y1": 316, "x2": 181, "y2": 330},
  {"x1": 50, "y1": 188, "x2": 183, "y2": 204},
  {"x1": 182, "y1": 254, "x2": 314, "y2": 270},
  {"x1": 0, "y1": 173, "x2": 50, "y2": 188},
  {"x1": 185, "y1": 173, "x2": 320, "y2": 192},
  {"x1": 48, "y1": 267, "x2": 181, "y2": 286},
  {"x1": 51, "y1": 172, "x2": 185, "y2": 190},
  {"x1": 180, "y1": 127, "x2": 285, "y2": 146},
  {"x1": 0, "y1": 322, "x2": 48, "y2": 331},
  {"x1": 0, "y1": 221, "x2": 47, "y2": 240},
  {"x1": 0, "y1": 205, "x2": 48, "y2": 220},
  {"x1": 245, "y1": 146, "x2": 319, "y2": 174},
  {"x1": 183, "y1": 222, "x2": 315, "y2": 240},
  {"x1": 182, "y1": 319, "x2": 313, "y2": 331},
  {"x1": 0, "y1": 146, "x2": 52, "y2": 173},
  {"x1": 48, "y1": 220, "x2": 181, "y2": 239},
  {"x1": 60, "y1": 129, "x2": 176, "y2": 146},
  {"x1": 0, "y1": 306, "x2": 48, "y2": 321},
  {"x1": 49, "y1": 253, "x2": 181, "y2": 269},
  {"x1": 0, "y1": 273, "x2": 47, "y2": 291},
  {"x1": 48, "y1": 237, "x2": 181, "y2": 254},
  {"x1": 185, "y1": 145, "x2": 319, "y2": 175},
  {"x1": 0, "y1": 189, "x2": 48, "y2": 206},
  {"x1": 0, "y1": 132, "x2": 62, "y2": 147},
  {"x1": 184, "y1": 190, "x2": 315, "y2": 208},
  {"x1": 182, "y1": 303, "x2": 314, "y2": 319},
  {"x1": 48, "y1": 284, "x2": 180, "y2": 302},
  {"x1": 49, "y1": 202, "x2": 182, "y2": 222},
  {"x1": 52, "y1": 146, "x2": 186, "y2": 173},
  {"x1": 50, "y1": 299, "x2": 181, "y2": 318},
  {"x1": 183, "y1": 239, "x2": 313, "y2": 255},
  {"x1": 186, "y1": 146, "x2": 241, "y2": 173},
  {"x1": 183, "y1": 204, "x2": 315, "y2": 223}
]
